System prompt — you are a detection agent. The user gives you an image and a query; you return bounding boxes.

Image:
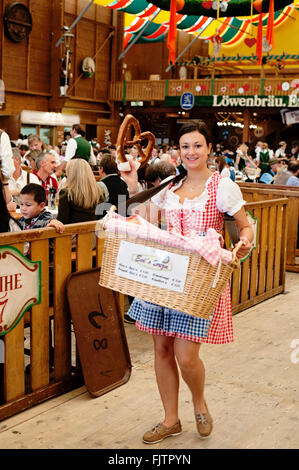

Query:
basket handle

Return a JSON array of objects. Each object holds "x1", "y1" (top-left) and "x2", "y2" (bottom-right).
[
  {"x1": 99, "y1": 205, "x2": 117, "y2": 230},
  {"x1": 231, "y1": 240, "x2": 244, "y2": 263}
]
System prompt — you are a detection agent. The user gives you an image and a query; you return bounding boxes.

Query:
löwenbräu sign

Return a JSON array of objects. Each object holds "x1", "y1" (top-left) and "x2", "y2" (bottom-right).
[
  {"x1": 212, "y1": 94, "x2": 299, "y2": 107},
  {"x1": 165, "y1": 95, "x2": 299, "y2": 108}
]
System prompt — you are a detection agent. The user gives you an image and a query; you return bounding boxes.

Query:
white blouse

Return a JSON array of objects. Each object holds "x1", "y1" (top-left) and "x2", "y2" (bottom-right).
[
  {"x1": 151, "y1": 174, "x2": 245, "y2": 216},
  {"x1": 8, "y1": 170, "x2": 40, "y2": 193},
  {"x1": 220, "y1": 167, "x2": 231, "y2": 179}
]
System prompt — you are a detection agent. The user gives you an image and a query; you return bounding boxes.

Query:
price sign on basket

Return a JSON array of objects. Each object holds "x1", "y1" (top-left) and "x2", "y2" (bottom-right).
[{"x1": 115, "y1": 241, "x2": 189, "y2": 293}]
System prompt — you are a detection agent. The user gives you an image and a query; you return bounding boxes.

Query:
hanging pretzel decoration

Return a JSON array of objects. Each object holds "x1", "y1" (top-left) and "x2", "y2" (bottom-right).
[{"x1": 116, "y1": 114, "x2": 155, "y2": 171}]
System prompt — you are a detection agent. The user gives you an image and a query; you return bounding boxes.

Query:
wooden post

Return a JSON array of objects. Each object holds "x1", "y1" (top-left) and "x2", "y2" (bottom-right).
[
  {"x1": 49, "y1": 0, "x2": 64, "y2": 109},
  {"x1": 243, "y1": 108, "x2": 250, "y2": 143},
  {"x1": 211, "y1": 64, "x2": 215, "y2": 79},
  {"x1": 111, "y1": 11, "x2": 124, "y2": 82},
  {"x1": 0, "y1": 0, "x2": 5, "y2": 80}
]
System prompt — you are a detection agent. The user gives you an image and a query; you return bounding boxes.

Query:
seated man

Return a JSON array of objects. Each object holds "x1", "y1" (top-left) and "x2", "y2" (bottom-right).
[
  {"x1": 97, "y1": 153, "x2": 129, "y2": 214},
  {"x1": 285, "y1": 161, "x2": 299, "y2": 187},
  {"x1": 145, "y1": 160, "x2": 176, "y2": 188},
  {"x1": 273, "y1": 158, "x2": 289, "y2": 185},
  {"x1": 33, "y1": 152, "x2": 58, "y2": 204}
]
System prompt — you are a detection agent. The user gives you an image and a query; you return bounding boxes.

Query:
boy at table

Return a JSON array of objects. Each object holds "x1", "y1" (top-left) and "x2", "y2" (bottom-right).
[
  {"x1": 19, "y1": 183, "x2": 64, "y2": 232},
  {"x1": 18, "y1": 183, "x2": 64, "y2": 369}
]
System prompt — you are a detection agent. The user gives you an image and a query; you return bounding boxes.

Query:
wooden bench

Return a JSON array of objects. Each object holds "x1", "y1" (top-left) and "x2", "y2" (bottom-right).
[{"x1": 238, "y1": 182, "x2": 299, "y2": 273}]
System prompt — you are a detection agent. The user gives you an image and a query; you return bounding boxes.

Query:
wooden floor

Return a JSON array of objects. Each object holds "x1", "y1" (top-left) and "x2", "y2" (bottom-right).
[{"x1": 0, "y1": 272, "x2": 299, "y2": 450}]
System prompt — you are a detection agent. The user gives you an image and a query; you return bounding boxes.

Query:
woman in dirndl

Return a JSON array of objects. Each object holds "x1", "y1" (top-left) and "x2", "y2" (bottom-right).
[{"x1": 127, "y1": 120, "x2": 253, "y2": 443}]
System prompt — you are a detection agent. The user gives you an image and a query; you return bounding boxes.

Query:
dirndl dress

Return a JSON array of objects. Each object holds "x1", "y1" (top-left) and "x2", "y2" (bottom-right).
[{"x1": 128, "y1": 172, "x2": 245, "y2": 345}]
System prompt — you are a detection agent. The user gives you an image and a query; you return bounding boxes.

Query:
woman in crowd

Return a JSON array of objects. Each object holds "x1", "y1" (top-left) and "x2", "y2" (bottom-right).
[
  {"x1": 127, "y1": 120, "x2": 253, "y2": 443},
  {"x1": 235, "y1": 143, "x2": 248, "y2": 171},
  {"x1": 57, "y1": 158, "x2": 104, "y2": 224},
  {"x1": 215, "y1": 155, "x2": 235, "y2": 180},
  {"x1": 8, "y1": 148, "x2": 39, "y2": 205},
  {"x1": 27, "y1": 149, "x2": 41, "y2": 172},
  {"x1": 290, "y1": 142, "x2": 299, "y2": 160},
  {"x1": 275, "y1": 141, "x2": 287, "y2": 158}
]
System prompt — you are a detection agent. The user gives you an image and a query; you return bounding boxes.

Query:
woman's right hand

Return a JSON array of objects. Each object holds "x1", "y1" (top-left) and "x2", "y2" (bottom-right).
[{"x1": 120, "y1": 159, "x2": 139, "y2": 196}]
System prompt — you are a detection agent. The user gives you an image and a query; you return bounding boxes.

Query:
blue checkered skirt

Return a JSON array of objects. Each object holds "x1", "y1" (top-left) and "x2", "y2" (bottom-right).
[{"x1": 128, "y1": 298, "x2": 214, "y2": 341}]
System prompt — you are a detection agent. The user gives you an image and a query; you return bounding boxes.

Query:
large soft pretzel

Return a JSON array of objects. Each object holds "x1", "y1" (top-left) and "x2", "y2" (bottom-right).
[{"x1": 116, "y1": 114, "x2": 155, "y2": 169}]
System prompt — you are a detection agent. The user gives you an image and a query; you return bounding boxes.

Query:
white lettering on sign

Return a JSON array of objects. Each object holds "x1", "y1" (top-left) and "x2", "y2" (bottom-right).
[
  {"x1": 0, "y1": 247, "x2": 41, "y2": 335},
  {"x1": 115, "y1": 241, "x2": 189, "y2": 293},
  {"x1": 212, "y1": 95, "x2": 299, "y2": 108}
]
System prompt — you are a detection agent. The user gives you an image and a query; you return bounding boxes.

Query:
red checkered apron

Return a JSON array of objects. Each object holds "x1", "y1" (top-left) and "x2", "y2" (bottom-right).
[{"x1": 165, "y1": 172, "x2": 233, "y2": 344}]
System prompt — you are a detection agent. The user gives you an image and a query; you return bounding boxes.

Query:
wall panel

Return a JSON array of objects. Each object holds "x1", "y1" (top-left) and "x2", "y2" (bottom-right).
[{"x1": 0, "y1": 0, "x2": 121, "y2": 133}]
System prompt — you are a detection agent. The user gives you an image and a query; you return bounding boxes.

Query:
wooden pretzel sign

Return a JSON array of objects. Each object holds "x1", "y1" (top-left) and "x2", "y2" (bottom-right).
[{"x1": 116, "y1": 114, "x2": 155, "y2": 171}]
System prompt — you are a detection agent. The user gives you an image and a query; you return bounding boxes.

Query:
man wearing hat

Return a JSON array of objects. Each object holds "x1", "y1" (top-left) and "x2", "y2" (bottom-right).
[{"x1": 259, "y1": 158, "x2": 281, "y2": 184}]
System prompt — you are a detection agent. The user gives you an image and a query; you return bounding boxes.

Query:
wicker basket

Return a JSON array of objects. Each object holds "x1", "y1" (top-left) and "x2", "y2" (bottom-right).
[{"x1": 99, "y1": 229, "x2": 241, "y2": 320}]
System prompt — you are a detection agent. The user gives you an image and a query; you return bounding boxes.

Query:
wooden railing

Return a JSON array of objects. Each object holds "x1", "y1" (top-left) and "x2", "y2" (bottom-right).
[
  {"x1": 0, "y1": 197, "x2": 288, "y2": 421},
  {"x1": 239, "y1": 183, "x2": 299, "y2": 273},
  {"x1": 0, "y1": 221, "x2": 109, "y2": 421},
  {"x1": 109, "y1": 77, "x2": 299, "y2": 102},
  {"x1": 229, "y1": 198, "x2": 288, "y2": 314}
]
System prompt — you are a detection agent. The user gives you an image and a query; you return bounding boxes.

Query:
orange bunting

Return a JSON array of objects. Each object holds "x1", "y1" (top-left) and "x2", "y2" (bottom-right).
[
  {"x1": 253, "y1": 0, "x2": 263, "y2": 13},
  {"x1": 256, "y1": 13, "x2": 263, "y2": 65},
  {"x1": 266, "y1": 0, "x2": 275, "y2": 48},
  {"x1": 167, "y1": 0, "x2": 178, "y2": 65}
]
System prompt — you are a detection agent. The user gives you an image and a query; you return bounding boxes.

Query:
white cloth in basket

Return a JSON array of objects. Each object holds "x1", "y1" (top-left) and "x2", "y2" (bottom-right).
[{"x1": 104, "y1": 212, "x2": 232, "y2": 266}]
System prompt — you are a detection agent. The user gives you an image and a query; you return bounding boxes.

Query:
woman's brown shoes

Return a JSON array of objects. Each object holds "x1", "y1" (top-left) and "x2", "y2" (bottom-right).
[
  {"x1": 143, "y1": 420, "x2": 182, "y2": 444},
  {"x1": 195, "y1": 403, "x2": 213, "y2": 438},
  {"x1": 142, "y1": 405, "x2": 213, "y2": 444}
]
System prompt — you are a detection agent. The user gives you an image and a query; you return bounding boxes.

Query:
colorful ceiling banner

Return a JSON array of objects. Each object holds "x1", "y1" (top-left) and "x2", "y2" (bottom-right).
[
  {"x1": 93, "y1": 0, "x2": 299, "y2": 53},
  {"x1": 137, "y1": 0, "x2": 293, "y2": 17}
]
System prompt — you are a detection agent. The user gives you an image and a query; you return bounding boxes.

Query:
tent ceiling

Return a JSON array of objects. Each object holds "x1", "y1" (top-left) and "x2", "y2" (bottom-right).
[{"x1": 93, "y1": 0, "x2": 298, "y2": 55}]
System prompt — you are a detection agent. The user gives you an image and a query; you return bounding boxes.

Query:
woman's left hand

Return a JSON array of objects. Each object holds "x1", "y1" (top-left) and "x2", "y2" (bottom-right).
[{"x1": 235, "y1": 236, "x2": 253, "y2": 259}]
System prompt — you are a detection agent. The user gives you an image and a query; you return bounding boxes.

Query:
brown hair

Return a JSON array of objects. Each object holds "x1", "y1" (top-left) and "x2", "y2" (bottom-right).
[
  {"x1": 99, "y1": 154, "x2": 118, "y2": 175},
  {"x1": 178, "y1": 120, "x2": 213, "y2": 147},
  {"x1": 288, "y1": 161, "x2": 299, "y2": 174},
  {"x1": 216, "y1": 155, "x2": 226, "y2": 173},
  {"x1": 145, "y1": 161, "x2": 176, "y2": 184}
]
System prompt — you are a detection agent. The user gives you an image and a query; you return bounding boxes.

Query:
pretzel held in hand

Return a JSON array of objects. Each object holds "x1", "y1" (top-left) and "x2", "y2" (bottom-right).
[{"x1": 116, "y1": 114, "x2": 155, "y2": 171}]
